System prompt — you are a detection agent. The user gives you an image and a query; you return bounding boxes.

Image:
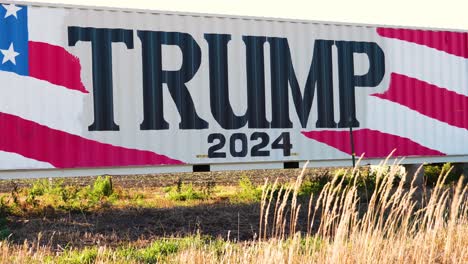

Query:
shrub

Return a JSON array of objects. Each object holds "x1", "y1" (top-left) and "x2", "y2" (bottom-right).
[
  {"x1": 299, "y1": 177, "x2": 328, "y2": 196},
  {"x1": 230, "y1": 176, "x2": 262, "y2": 203},
  {"x1": 28, "y1": 180, "x2": 46, "y2": 196},
  {"x1": 165, "y1": 183, "x2": 206, "y2": 201},
  {"x1": 356, "y1": 168, "x2": 379, "y2": 193},
  {"x1": 17, "y1": 176, "x2": 118, "y2": 213},
  {"x1": 91, "y1": 175, "x2": 114, "y2": 200},
  {"x1": 442, "y1": 162, "x2": 465, "y2": 184},
  {"x1": 424, "y1": 164, "x2": 441, "y2": 186},
  {"x1": 298, "y1": 168, "x2": 380, "y2": 198},
  {"x1": 73, "y1": 176, "x2": 116, "y2": 207},
  {"x1": 424, "y1": 163, "x2": 464, "y2": 186},
  {"x1": 24, "y1": 178, "x2": 66, "y2": 209},
  {"x1": 28, "y1": 178, "x2": 66, "y2": 196}
]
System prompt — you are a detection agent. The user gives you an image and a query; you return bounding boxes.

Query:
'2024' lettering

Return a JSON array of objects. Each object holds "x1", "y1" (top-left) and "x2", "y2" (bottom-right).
[{"x1": 207, "y1": 132, "x2": 292, "y2": 158}]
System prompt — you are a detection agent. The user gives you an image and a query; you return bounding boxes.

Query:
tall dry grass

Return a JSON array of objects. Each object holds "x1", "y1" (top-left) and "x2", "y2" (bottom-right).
[
  {"x1": 1, "y1": 158, "x2": 467, "y2": 263},
  {"x1": 175, "y1": 159, "x2": 468, "y2": 264}
]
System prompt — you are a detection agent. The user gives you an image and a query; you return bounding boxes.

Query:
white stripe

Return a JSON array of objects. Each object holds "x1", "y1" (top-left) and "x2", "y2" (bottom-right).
[
  {"x1": 28, "y1": 6, "x2": 69, "y2": 46},
  {"x1": 383, "y1": 38, "x2": 468, "y2": 96},
  {"x1": 0, "y1": 150, "x2": 53, "y2": 170},
  {"x1": 364, "y1": 96, "x2": 468, "y2": 154},
  {"x1": 0, "y1": 71, "x2": 86, "y2": 135}
]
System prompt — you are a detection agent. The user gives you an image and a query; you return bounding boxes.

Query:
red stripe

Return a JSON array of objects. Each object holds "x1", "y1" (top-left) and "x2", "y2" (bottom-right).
[
  {"x1": 377, "y1": 27, "x2": 468, "y2": 58},
  {"x1": 28, "y1": 41, "x2": 88, "y2": 93},
  {"x1": 372, "y1": 73, "x2": 468, "y2": 130},
  {"x1": 0, "y1": 112, "x2": 183, "y2": 168},
  {"x1": 302, "y1": 129, "x2": 445, "y2": 158}
]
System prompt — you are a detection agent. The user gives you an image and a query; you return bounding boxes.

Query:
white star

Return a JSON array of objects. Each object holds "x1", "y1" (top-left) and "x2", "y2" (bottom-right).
[
  {"x1": 2, "y1": 4, "x2": 22, "y2": 19},
  {"x1": 1, "y1": 43, "x2": 20, "y2": 65}
]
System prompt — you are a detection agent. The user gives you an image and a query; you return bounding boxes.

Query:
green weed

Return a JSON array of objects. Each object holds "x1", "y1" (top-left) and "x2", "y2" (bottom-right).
[
  {"x1": 229, "y1": 175, "x2": 262, "y2": 203},
  {"x1": 12, "y1": 176, "x2": 117, "y2": 214},
  {"x1": 117, "y1": 236, "x2": 208, "y2": 263},
  {"x1": 424, "y1": 162, "x2": 465, "y2": 186},
  {"x1": 165, "y1": 183, "x2": 206, "y2": 201},
  {"x1": 55, "y1": 247, "x2": 99, "y2": 264},
  {"x1": 299, "y1": 176, "x2": 329, "y2": 196},
  {"x1": 92, "y1": 175, "x2": 114, "y2": 199}
]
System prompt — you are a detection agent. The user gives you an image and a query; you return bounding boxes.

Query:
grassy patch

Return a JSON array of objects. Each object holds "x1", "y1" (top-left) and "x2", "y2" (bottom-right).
[
  {"x1": 164, "y1": 181, "x2": 207, "y2": 201},
  {"x1": 51, "y1": 235, "x2": 225, "y2": 264},
  {"x1": 1, "y1": 175, "x2": 117, "y2": 215},
  {"x1": 229, "y1": 176, "x2": 262, "y2": 203},
  {"x1": 56, "y1": 247, "x2": 99, "y2": 264},
  {"x1": 124, "y1": 239, "x2": 182, "y2": 263}
]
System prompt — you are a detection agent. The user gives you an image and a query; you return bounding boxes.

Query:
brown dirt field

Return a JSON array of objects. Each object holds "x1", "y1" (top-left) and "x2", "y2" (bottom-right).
[
  {"x1": 0, "y1": 167, "x2": 353, "y2": 249},
  {"x1": 0, "y1": 167, "x2": 335, "y2": 192},
  {"x1": 8, "y1": 202, "x2": 261, "y2": 247}
]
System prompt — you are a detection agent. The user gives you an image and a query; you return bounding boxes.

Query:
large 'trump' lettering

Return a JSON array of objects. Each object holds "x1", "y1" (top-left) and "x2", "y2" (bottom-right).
[{"x1": 68, "y1": 27, "x2": 385, "y2": 131}]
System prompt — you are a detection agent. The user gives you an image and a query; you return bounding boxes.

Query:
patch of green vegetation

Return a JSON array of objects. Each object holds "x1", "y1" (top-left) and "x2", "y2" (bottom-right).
[
  {"x1": 118, "y1": 236, "x2": 210, "y2": 263},
  {"x1": 92, "y1": 175, "x2": 115, "y2": 199},
  {"x1": 424, "y1": 162, "x2": 465, "y2": 186},
  {"x1": 128, "y1": 192, "x2": 146, "y2": 207},
  {"x1": 49, "y1": 235, "x2": 227, "y2": 264},
  {"x1": 229, "y1": 175, "x2": 262, "y2": 203},
  {"x1": 55, "y1": 247, "x2": 99, "y2": 264},
  {"x1": 333, "y1": 169, "x2": 372, "y2": 190},
  {"x1": 133, "y1": 239, "x2": 181, "y2": 263},
  {"x1": 1, "y1": 165, "x2": 429, "y2": 217},
  {"x1": 299, "y1": 175, "x2": 329, "y2": 196},
  {"x1": 50, "y1": 175, "x2": 116, "y2": 212},
  {"x1": 165, "y1": 180, "x2": 206, "y2": 201},
  {"x1": 299, "y1": 168, "x2": 383, "y2": 198},
  {"x1": 2, "y1": 175, "x2": 117, "y2": 215},
  {"x1": 6, "y1": 184, "x2": 22, "y2": 215}
]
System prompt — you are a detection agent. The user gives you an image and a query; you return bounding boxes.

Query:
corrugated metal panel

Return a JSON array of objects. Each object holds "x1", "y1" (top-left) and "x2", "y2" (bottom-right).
[{"x1": 0, "y1": 1, "x2": 466, "y2": 177}]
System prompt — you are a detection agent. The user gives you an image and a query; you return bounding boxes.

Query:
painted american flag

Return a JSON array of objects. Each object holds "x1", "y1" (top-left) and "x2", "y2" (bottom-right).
[{"x1": 0, "y1": 4, "x2": 182, "y2": 169}]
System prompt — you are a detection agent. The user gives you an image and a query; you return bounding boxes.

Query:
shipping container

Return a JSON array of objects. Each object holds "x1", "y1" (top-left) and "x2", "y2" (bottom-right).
[{"x1": 0, "y1": 1, "x2": 467, "y2": 178}]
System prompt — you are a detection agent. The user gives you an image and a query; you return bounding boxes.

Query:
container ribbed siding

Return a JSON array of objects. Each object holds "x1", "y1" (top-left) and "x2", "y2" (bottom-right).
[{"x1": 0, "y1": 1, "x2": 467, "y2": 178}]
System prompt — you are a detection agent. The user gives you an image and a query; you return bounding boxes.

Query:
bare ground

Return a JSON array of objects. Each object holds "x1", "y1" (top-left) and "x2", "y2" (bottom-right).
[
  {"x1": 0, "y1": 167, "x2": 353, "y2": 249},
  {"x1": 0, "y1": 167, "x2": 333, "y2": 192}
]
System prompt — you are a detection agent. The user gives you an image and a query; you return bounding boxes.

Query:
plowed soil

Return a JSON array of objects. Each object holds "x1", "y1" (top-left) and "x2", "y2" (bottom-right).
[
  {"x1": 1, "y1": 168, "x2": 338, "y2": 249},
  {"x1": 0, "y1": 167, "x2": 333, "y2": 192}
]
